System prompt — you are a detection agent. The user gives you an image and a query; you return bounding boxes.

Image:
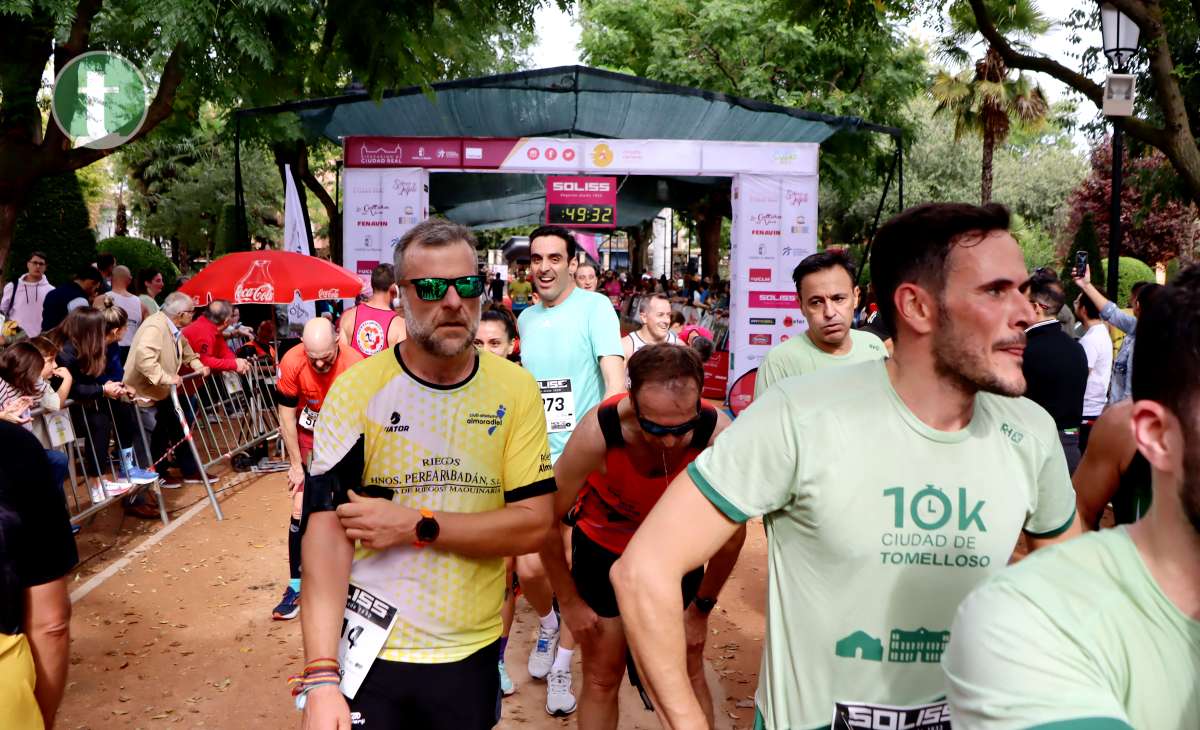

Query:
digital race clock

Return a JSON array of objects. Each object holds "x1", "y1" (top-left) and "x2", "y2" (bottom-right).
[{"x1": 545, "y1": 176, "x2": 618, "y2": 229}]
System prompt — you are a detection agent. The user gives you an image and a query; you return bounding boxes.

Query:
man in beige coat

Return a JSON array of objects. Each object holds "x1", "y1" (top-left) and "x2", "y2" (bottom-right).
[{"x1": 124, "y1": 291, "x2": 212, "y2": 490}]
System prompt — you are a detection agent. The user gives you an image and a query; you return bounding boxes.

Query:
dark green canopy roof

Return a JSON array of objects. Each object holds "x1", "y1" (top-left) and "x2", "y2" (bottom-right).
[{"x1": 241, "y1": 66, "x2": 899, "y2": 229}]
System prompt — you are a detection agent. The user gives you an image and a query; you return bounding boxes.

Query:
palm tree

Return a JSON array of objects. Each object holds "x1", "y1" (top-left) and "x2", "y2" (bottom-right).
[{"x1": 931, "y1": 0, "x2": 1051, "y2": 204}]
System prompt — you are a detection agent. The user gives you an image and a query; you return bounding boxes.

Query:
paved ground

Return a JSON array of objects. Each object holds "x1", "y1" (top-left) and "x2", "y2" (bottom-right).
[{"x1": 57, "y1": 470, "x2": 767, "y2": 729}]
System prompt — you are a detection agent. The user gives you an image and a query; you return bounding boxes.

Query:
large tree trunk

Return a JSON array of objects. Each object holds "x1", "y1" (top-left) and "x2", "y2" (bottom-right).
[
  {"x1": 980, "y1": 128, "x2": 996, "y2": 205},
  {"x1": 272, "y1": 139, "x2": 341, "y2": 262},
  {"x1": 698, "y1": 209, "x2": 722, "y2": 281},
  {"x1": 0, "y1": 200, "x2": 20, "y2": 276},
  {"x1": 627, "y1": 225, "x2": 647, "y2": 279},
  {"x1": 0, "y1": 0, "x2": 183, "y2": 274},
  {"x1": 967, "y1": 0, "x2": 1200, "y2": 208}
]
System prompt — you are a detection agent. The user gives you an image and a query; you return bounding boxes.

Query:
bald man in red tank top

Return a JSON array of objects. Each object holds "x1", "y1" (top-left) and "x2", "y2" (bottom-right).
[
  {"x1": 338, "y1": 263, "x2": 406, "y2": 356},
  {"x1": 538, "y1": 344, "x2": 747, "y2": 730}
]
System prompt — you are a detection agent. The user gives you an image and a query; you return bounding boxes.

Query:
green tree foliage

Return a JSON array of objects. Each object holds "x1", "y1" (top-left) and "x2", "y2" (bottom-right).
[
  {"x1": 1065, "y1": 140, "x2": 1200, "y2": 266},
  {"x1": 1100, "y1": 256, "x2": 1156, "y2": 308},
  {"x1": 6, "y1": 173, "x2": 96, "y2": 282},
  {"x1": 1059, "y1": 213, "x2": 1105, "y2": 304},
  {"x1": 96, "y1": 236, "x2": 181, "y2": 292},
  {"x1": 931, "y1": 0, "x2": 1050, "y2": 203},
  {"x1": 849, "y1": 95, "x2": 1086, "y2": 253},
  {"x1": 963, "y1": 0, "x2": 1200, "y2": 208},
  {"x1": 578, "y1": 0, "x2": 927, "y2": 241},
  {"x1": 1011, "y1": 213, "x2": 1055, "y2": 271},
  {"x1": 0, "y1": 0, "x2": 548, "y2": 273},
  {"x1": 117, "y1": 110, "x2": 283, "y2": 268}
]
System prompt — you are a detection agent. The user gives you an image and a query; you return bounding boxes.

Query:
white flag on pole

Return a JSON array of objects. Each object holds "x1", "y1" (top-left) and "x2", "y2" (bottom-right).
[{"x1": 284, "y1": 163, "x2": 317, "y2": 330}]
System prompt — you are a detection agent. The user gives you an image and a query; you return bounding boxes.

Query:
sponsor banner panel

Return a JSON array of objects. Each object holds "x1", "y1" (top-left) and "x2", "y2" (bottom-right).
[
  {"x1": 728, "y1": 173, "x2": 818, "y2": 390},
  {"x1": 342, "y1": 167, "x2": 428, "y2": 294}
]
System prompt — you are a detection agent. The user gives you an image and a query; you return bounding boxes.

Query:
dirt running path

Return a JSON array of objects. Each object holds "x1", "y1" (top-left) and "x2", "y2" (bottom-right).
[{"x1": 57, "y1": 472, "x2": 767, "y2": 729}]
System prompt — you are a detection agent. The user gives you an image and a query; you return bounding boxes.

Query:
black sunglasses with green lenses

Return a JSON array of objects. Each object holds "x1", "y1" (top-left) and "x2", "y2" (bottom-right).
[{"x1": 401, "y1": 276, "x2": 487, "y2": 301}]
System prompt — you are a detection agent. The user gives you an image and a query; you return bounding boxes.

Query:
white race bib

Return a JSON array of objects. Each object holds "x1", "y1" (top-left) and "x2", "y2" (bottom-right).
[
  {"x1": 222, "y1": 371, "x2": 243, "y2": 394},
  {"x1": 832, "y1": 699, "x2": 950, "y2": 730},
  {"x1": 338, "y1": 584, "x2": 399, "y2": 699},
  {"x1": 298, "y1": 405, "x2": 319, "y2": 431},
  {"x1": 44, "y1": 411, "x2": 75, "y2": 447},
  {"x1": 537, "y1": 378, "x2": 576, "y2": 433}
]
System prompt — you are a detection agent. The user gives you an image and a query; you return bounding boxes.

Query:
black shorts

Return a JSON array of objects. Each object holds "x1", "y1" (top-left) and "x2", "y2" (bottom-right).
[
  {"x1": 571, "y1": 525, "x2": 703, "y2": 619},
  {"x1": 348, "y1": 640, "x2": 501, "y2": 729}
]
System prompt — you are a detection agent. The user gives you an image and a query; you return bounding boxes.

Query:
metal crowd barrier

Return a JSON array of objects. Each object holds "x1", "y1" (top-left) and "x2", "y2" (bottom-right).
[
  {"x1": 33, "y1": 395, "x2": 168, "y2": 526},
  {"x1": 29, "y1": 356, "x2": 282, "y2": 529},
  {"x1": 174, "y1": 356, "x2": 284, "y2": 516}
]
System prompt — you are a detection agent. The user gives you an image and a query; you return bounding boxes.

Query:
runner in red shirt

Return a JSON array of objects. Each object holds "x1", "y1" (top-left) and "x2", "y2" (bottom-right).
[
  {"x1": 537, "y1": 344, "x2": 746, "y2": 729},
  {"x1": 271, "y1": 318, "x2": 362, "y2": 620},
  {"x1": 338, "y1": 263, "x2": 405, "y2": 356}
]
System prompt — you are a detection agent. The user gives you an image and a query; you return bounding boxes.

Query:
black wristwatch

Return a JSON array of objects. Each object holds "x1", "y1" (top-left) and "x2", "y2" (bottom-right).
[
  {"x1": 692, "y1": 596, "x2": 717, "y2": 614},
  {"x1": 414, "y1": 508, "x2": 440, "y2": 547}
]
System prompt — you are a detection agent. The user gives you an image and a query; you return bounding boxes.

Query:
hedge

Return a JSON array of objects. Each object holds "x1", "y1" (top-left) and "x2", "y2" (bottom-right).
[
  {"x1": 7, "y1": 173, "x2": 96, "y2": 283},
  {"x1": 1100, "y1": 256, "x2": 1156, "y2": 308},
  {"x1": 96, "y1": 236, "x2": 182, "y2": 294}
]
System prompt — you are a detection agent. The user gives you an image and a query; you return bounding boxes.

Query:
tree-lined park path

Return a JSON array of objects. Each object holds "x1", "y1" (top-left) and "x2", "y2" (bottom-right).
[{"x1": 58, "y1": 471, "x2": 767, "y2": 729}]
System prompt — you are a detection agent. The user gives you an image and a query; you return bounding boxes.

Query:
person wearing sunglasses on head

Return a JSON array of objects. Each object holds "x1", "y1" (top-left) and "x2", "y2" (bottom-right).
[
  {"x1": 298, "y1": 218, "x2": 554, "y2": 730},
  {"x1": 537, "y1": 343, "x2": 743, "y2": 730}
]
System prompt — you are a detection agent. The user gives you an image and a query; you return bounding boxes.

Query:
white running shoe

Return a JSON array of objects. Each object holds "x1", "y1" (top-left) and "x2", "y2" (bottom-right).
[
  {"x1": 527, "y1": 622, "x2": 559, "y2": 680},
  {"x1": 545, "y1": 668, "x2": 577, "y2": 717}
]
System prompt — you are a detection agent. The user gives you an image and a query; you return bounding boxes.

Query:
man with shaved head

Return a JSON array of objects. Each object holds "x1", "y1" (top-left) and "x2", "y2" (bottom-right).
[{"x1": 271, "y1": 317, "x2": 363, "y2": 620}]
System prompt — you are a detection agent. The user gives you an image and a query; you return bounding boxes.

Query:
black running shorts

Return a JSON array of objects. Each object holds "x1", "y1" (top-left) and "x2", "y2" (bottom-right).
[
  {"x1": 571, "y1": 525, "x2": 703, "y2": 619},
  {"x1": 348, "y1": 640, "x2": 501, "y2": 729}
]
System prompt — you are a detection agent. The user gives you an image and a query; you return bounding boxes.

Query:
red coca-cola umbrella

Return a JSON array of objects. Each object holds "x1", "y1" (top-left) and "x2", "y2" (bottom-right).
[{"x1": 179, "y1": 250, "x2": 363, "y2": 305}]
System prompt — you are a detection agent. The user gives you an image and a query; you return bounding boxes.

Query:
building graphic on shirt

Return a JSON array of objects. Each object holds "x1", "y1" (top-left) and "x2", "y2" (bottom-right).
[
  {"x1": 834, "y1": 630, "x2": 884, "y2": 662},
  {"x1": 888, "y1": 627, "x2": 950, "y2": 663}
]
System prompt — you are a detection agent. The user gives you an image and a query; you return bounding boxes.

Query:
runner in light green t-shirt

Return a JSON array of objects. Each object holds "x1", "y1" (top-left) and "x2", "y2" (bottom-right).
[
  {"x1": 608, "y1": 205, "x2": 1082, "y2": 730},
  {"x1": 943, "y1": 527, "x2": 1200, "y2": 729},
  {"x1": 754, "y1": 328, "x2": 886, "y2": 397},
  {"x1": 692, "y1": 359, "x2": 1075, "y2": 729},
  {"x1": 944, "y1": 263, "x2": 1200, "y2": 730},
  {"x1": 753, "y1": 251, "x2": 886, "y2": 398}
]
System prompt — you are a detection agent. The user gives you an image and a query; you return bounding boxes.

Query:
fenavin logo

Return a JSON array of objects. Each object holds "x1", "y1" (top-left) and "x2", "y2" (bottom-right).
[{"x1": 51, "y1": 52, "x2": 149, "y2": 150}]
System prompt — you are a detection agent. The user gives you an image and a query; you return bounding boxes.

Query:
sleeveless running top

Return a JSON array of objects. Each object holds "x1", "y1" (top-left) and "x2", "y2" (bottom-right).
[
  {"x1": 1112, "y1": 450, "x2": 1152, "y2": 525},
  {"x1": 627, "y1": 328, "x2": 679, "y2": 354},
  {"x1": 349, "y1": 303, "x2": 398, "y2": 357},
  {"x1": 574, "y1": 393, "x2": 717, "y2": 554}
]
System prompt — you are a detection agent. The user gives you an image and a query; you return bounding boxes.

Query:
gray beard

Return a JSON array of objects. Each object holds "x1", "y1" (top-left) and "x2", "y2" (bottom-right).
[{"x1": 402, "y1": 305, "x2": 478, "y2": 358}]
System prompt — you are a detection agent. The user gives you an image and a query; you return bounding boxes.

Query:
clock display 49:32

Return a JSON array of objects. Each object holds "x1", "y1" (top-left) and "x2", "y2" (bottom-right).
[{"x1": 547, "y1": 203, "x2": 616, "y2": 228}]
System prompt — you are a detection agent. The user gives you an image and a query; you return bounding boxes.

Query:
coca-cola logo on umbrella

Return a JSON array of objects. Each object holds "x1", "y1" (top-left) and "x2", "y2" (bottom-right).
[
  {"x1": 234, "y1": 260, "x2": 275, "y2": 303},
  {"x1": 318, "y1": 288, "x2": 340, "y2": 299}
]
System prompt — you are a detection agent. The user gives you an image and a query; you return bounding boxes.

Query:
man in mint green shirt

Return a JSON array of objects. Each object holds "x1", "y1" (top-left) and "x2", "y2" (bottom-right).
[
  {"x1": 943, "y1": 265, "x2": 1200, "y2": 729},
  {"x1": 515, "y1": 225, "x2": 626, "y2": 717},
  {"x1": 755, "y1": 250, "x2": 886, "y2": 398},
  {"x1": 610, "y1": 203, "x2": 1081, "y2": 730}
]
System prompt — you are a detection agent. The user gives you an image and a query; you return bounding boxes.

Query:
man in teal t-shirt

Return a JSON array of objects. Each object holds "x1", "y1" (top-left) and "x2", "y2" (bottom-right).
[
  {"x1": 609, "y1": 203, "x2": 1081, "y2": 730},
  {"x1": 943, "y1": 265, "x2": 1200, "y2": 730},
  {"x1": 515, "y1": 225, "x2": 625, "y2": 717},
  {"x1": 755, "y1": 250, "x2": 886, "y2": 398}
]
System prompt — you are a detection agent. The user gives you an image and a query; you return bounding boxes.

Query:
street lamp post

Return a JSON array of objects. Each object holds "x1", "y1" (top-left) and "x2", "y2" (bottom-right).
[{"x1": 1100, "y1": 3, "x2": 1140, "y2": 302}]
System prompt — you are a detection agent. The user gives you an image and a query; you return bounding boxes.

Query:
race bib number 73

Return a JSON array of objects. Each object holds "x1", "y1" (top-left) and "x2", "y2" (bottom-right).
[{"x1": 537, "y1": 378, "x2": 576, "y2": 434}]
